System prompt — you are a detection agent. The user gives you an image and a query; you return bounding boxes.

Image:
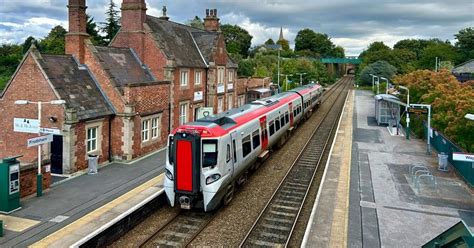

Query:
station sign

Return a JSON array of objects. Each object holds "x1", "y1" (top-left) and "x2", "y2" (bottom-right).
[
  {"x1": 14, "y1": 118, "x2": 40, "y2": 134},
  {"x1": 27, "y1": 135, "x2": 53, "y2": 148},
  {"x1": 408, "y1": 107, "x2": 428, "y2": 114},
  {"x1": 452, "y1": 152, "x2": 474, "y2": 163},
  {"x1": 40, "y1": 127, "x2": 61, "y2": 135}
]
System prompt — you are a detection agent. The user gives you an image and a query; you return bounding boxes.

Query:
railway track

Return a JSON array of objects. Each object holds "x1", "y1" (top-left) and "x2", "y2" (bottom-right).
[
  {"x1": 135, "y1": 77, "x2": 351, "y2": 248},
  {"x1": 240, "y1": 76, "x2": 351, "y2": 247}
]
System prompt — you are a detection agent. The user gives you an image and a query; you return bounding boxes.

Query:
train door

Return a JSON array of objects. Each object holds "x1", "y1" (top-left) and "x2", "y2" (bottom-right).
[
  {"x1": 173, "y1": 132, "x2": 201, "y2": 195},
  {"x1": 228, "y1": 131, "x2": 237, "y2": 174},
  {"x1": 289, "y1": 102, "x2": 294, "y2": 127},
  {"x1": 259, "y1": 116, "x2": 268, "y2": 150}
]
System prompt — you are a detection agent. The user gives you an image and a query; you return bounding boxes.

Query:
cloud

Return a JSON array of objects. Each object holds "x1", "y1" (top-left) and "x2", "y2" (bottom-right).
[{"x1": 1, "y1": 0, "x2": 472, "y2": 55}]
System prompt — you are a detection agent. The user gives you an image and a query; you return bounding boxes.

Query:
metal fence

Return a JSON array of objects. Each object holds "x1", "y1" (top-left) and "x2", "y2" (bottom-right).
[{"x1": 428, "y1": 126, "x2": 473, "y2": 187}]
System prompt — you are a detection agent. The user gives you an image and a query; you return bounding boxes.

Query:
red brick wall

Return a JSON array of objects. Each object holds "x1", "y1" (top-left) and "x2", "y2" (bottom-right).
[
  {"x1": 123, "y1": 83, "x2": 170, "y2": 157},
  {"x1": 73, "y1": 118, "x2": 111, "y2": 170},
  {"x1": 20, "y1": 164, "x2": 51, "y2": 198},
  {"x1": 0, "y1": 54, "x2": 64, "y2": 164}
]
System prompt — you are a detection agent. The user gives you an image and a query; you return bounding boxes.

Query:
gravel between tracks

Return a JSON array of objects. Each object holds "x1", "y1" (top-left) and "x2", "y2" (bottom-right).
[{"x1": 190, "y1": 80, "x2": 348, "y2": 247}]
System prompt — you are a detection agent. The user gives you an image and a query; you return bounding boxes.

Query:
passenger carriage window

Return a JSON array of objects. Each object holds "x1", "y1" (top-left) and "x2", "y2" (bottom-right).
[
  {"x1": 203, "y1": 140, "x2": 218, "y2": 168},
  {"x1": 242, "y1": 135, "x2": 252, "y2": 158},
  {"x1": 285, "y1": 112, "x2": 289, "y2": 123},
  {"x1": 226, "y1": 144, "x2": 231, "y2": 163},
  {"x1": 280, "y1": 115, "x2": 285, "y2": 126},
  {"x1": 293, "y1": 109, "x2": 297, "y2": 117},
  {"x1": 269, "y1": 120, "x2": 275, "y2": 136},
  {"x1": 275, "y1": 118, "x2": 280, "y2": 131},
  {"x1": 252, "y1": 130, "x2": 260, "y2": 149}
]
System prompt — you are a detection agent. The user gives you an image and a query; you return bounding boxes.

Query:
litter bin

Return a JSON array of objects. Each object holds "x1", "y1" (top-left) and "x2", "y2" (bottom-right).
[
  {"x1": 87, "y1": 154, "x2": 98, "y2": 174},
  {"x1": 438, "y1": 152, "x2": 448, "y2": 172}
]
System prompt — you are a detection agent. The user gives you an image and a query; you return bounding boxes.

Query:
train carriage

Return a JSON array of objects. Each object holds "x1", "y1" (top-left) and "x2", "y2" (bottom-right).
[{"x1": 164, "y1": 83, "x2": 323, "y2": 212}]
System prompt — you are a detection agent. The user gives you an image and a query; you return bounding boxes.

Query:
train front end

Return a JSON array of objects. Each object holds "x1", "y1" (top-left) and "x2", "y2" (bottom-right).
[{"x1": 164, "y1": 130, "x2": 202, "y2": 210}]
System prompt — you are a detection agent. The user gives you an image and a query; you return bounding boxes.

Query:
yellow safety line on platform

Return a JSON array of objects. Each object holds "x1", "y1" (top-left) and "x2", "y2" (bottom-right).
[
  {"x1": 30, "y1": 174, "x2": 164, "y2": 248},
  {"x1": 0, "y1": 214, "x2": 40, "y2": 232},
  {"x1": 328, "y1": 90, "x2": 354, "y2": 247}
]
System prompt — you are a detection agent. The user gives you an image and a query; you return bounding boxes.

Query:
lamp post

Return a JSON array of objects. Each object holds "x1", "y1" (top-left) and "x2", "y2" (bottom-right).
[
  {"x1": 399, "y1": 85, "x2": 410, "y2": 140},
  {"x1": 380, "y1": 77, "x2": 389, "y2": 94},
  {"x1": 369, "y1": 74, "x2": 376, "y2": 91},
  {"x1": 280, "y1": 74, "x2": 292, "y2": 91},
  {"x1": 296, "y1": 72, "x2": 307, "y2": 86},
  {"x1": 15, "y1": 99, "x2": 66, "y2": 197}
]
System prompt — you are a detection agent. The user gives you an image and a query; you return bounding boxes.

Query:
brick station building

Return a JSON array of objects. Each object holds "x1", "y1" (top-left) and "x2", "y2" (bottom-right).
[{"x1": 0, "y1": 0, "x2": 242, "y2": 196}]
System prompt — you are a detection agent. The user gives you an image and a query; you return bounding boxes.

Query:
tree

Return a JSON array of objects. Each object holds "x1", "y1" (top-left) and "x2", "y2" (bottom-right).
[
  {"x1": 454, "y1": 27, "x2": 474, "y2": 62},
  {"x1": 186, "y1": 16, "x2": 204, "y2": 29},
  {"x1": 276, "y1": 38, "x2": 290, "y2": 51},
  {"x1": 87, "y1": 15, "x2": 105, "y2": 46},
  {"x1": 417, "y1": 43, "x2": 459, "y2": 69},
  {"x1": 221, "y1": 24, "x2": 252, "y2": 57},
  {"x1": 332, "y1": 46, "x2": 345, "y2": 58},
  {"x1": 294, "y1": 29, "x2": 335, "y2": 57},
  {"x1": 102, "y1": 0, "x2": 120, "y2": 44},
  {"x1": 264, "y1": 38, "x2": 275, "y2": 46},
  {"x1": 237, "y1": 59, "x2": 255, "y2": 77},
  {"x1": 39, "y1": 25, "x2": 67, "y2": 54},
  {"x1": 394, "y1": 38, "x2": 448, "y2": 60},
  {"x1": 0, "y1": 44, "x2": 22, "y2": 90},
  {"x1": 359, "y1": 60, "x2": 397, "y2": 86},
  {"x1": 22, "y1": 36, "x2": 38, "y2": 54}
]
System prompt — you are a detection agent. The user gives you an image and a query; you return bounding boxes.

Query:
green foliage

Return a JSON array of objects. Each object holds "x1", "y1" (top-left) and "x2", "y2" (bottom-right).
[
  {"x1": 294, "y1": 28, "x2": 336, "y2": 57},
  {"x1": 38, "y1": 25, "x2": 67, "y2": 54},
  {"x1": 454, "y1": 27, "x2": 474, "y2": 62},
  {"x1": 237, "y1": 59, "x2": 255, "y2": 77},
  {"x1": 264, "y1": 38, "x2": 275, "y2": 46},
  {"x1": 0, "y1": 44, "x2": 22, "y2": 91},
  {"x1": 87, "y1": 15, "x2": 106, "y2": 46},
  {"x1": 332, "y1": 46, "x2": 345, "y2": 58},
  {"x1": 22, "y1": 36, "x2": 38, "y2": 54},
  {"x1": 276, "y1": 39, "x2": 290, "y2": 51},
  {"x1": 186, "y1": 16, "x2": 204, "y2": 29},
  {"x1": 417, "y1": 43, "x2": 459, "y2": 69},
  {"x1": 394, "y1": 70, "x2": 474, "y2": 152},
  {"x1": 359, "y1": 60, "x2": 397, "y2": 86},
  {"x1": 102, "y1": 0, "x2": 120, "y2": 44},
  {"x1": 221, "y1": 24, "x2": 253, "y2": 57}
]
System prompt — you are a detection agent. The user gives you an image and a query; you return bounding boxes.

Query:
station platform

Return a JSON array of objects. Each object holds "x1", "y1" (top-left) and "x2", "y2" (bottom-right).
[
  {"x1": 0, "y1": 150, "x2": 166, "y2": 247},
  {"x1": 303, "y1": 90, "x2": 474, "y2": 247}
]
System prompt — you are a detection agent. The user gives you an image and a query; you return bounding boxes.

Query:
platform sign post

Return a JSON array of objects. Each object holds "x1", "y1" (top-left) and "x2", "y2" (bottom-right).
[{"x1": 410, "y1": 104, "x2": 431, "y2": 154}]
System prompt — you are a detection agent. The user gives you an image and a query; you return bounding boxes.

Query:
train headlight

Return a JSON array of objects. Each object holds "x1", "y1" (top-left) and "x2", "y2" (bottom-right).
[
  {"x1": 165, "y1": 168, "x2": 173, "y2": 181},
  {"x1": 206, "y1": 174, "x2": 221, "y2": 185}
]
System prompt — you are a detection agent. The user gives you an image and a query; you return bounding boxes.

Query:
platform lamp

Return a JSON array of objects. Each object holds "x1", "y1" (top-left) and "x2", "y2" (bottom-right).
[
  {"x1": 398, "y1": 85, "x2": 410, "y2": 140},
  {"x1": 15, "y1": 99, "x2": 66, "y2": 197},
  {"x1": 369, "y1": 74, "x2": 377, "y2": 92},
  {"x1": 296, "y1": 72, "x2": 307, "y2": 86}
]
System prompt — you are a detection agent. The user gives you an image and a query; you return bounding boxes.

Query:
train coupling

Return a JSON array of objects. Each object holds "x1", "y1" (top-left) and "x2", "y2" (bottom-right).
[{"x1": 179, "y1": 196, "x2": 192, "y2": 210}]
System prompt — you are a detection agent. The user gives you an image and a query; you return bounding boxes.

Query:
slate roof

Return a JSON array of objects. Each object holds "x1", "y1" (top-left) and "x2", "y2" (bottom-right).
[
  {"x1": 146, "y1": 16, "x2": 207, "y2": 68},
  {"x1": 94, "y1": 46, "x2": 157, "y2": 86},
  {"x1": 37, "y1": 54, "x2": 114, "y2": 120},
  {"x1": 192, "y1": 31, "x2": 218, "y2": 65},
  {"x1": 452, "y1": 59, "x2": 474, "y2": 74}
]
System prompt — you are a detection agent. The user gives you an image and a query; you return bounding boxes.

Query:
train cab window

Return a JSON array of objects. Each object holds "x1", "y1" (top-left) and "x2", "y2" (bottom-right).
[
  {"x1": 242, "y1": 135, "x2": 252, "y2": 158},
  {"x1": 252, "y1": 130, "x2": 260, "y2": 149},
  {"x1": 285, "y1": 112, "x2": 289, "y2": 124},
  {"x1": 275, "y1": 118, "x2": 280, "y2": 131},
  {"x1": 203, "y1": 139, "x2": 218, "y2": 168},
  {"x1": 168, "y1": 136, "x2": 174, "y2": 164},
  {"x1": 226, "y1": 144, "x2": 231, "y2": 163},
  {"x1": 280, "y1": 115, "x2": 285, "y2": 126},
  {"x1": 269, "y1": 120, "x2": 275, "y2": 136}
]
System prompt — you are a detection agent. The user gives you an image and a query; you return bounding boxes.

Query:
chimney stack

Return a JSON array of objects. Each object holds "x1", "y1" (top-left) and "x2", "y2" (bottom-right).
[
  {"x1": 204, "y1": 9, "x2": 220, "y2": 32},
  {"x1": 121, "y1": 0, "x2": 147, "y2": 31},
  {"x1": 65, "y1": 0, "x2": 89, "y2": 64}
]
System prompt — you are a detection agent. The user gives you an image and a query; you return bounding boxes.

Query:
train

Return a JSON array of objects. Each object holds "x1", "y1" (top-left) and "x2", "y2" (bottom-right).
[{"x1": 164, "y1": 83, "x2": 324, "y2": 212}]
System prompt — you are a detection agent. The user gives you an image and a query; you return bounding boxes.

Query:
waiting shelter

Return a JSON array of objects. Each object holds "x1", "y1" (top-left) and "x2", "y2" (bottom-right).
[{"x1": 374, "y1": 94, "x2": 407, "y2": 134}]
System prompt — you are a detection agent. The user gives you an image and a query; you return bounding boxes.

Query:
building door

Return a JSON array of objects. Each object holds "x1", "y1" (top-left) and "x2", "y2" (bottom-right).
[
  {"x1": 218, "y1": 97, "x2": 224, "y2": 113},
  {"x1": 50, "y1": 135, "x2": 63, "y2": 174}
]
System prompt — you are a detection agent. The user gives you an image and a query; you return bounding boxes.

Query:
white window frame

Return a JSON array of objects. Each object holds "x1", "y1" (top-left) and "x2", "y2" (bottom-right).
[
  {"x1": 195, "y1": 71, "x2": 202, "y2": 85},
  {"x1": 141, "y1": 119, "x2": 150, "y2": 142},
  {"x1": 86, "y1": 126, "x2": 98, "y2": 153},
  {"x1": 151, "y1": 116, "x2": 160, "y2": 139},
  {"x1": 227, "y1": 93, "x2": 233, "y2": 110},
  {"x1": 179, "y1": 102, "x2": 189, "y2": 125},
  {"x1": 217, "y1": 67, "x2": 225, "y2": 84},
  {"x1": 228, "y1": 69, "x2": 234, "y2": 82},
  {"x1": 180, "y1": 70, "x2": 189, "y2": 87}
]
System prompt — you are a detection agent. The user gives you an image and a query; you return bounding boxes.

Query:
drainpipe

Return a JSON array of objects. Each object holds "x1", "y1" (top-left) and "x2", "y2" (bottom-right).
[{"x1": 108, "y1": 115, "x2": 113, "y2": 162}]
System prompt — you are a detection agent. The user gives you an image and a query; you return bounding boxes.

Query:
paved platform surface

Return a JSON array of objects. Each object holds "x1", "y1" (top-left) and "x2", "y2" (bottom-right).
[
  {"x1": 0, "y1": 150, "x2": 166, "y2": 247},
  {"x1": 303, "y1": 90, "x2": 474, "y2": 247}
]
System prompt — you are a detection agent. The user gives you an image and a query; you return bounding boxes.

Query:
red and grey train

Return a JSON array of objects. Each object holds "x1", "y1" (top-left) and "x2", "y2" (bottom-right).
[{"x1": 164, "y1": 83, "x2": 324, "y2": 212}]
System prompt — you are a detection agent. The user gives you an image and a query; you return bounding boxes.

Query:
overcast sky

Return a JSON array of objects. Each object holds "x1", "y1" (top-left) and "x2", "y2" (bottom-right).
[{"x1": 0, "y1": 0, "x2": 473, "y2": 55}]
